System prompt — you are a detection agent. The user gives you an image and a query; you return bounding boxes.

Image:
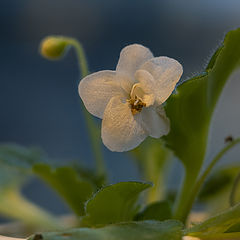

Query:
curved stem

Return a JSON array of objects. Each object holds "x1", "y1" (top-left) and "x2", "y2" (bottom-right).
[
  {"x1": 66, "y1": 38, "x2": 88, "y2": 78},
  {"x1": 178, "y1": 138, "x2": 240, "y2": 223},
  {"x1": 193, "y1": 138, "x2": 240, "y2": 203},
  {"x1": 65, "y1": 38, "x2": 106, "y2": 177}
]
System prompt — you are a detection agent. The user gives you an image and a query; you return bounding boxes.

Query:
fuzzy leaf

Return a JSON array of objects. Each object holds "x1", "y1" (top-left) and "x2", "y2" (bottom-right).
[
  {"x1": 164, "y1": 28, "x2": 240, "y2": 174},
  {"x1": 28, "y1": 220, "x2": 183, "y2": 240}
]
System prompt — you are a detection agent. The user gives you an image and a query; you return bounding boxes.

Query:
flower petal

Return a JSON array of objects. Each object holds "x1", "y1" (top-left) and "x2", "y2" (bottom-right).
[
  {"x1": 101, "y1": 96, "x2": 147, "y2": 152},
  {"x1": 140, "y1": 57, "x2": 183, "y2": 103},
  {"x1": 140, "y1": 106, "x2": 170, "y2": 138},
  {"x1": 135, "y1": 69, "x2": 156, "y2": 94},
  {"x1": 116, "y1": 44, "x2": 154, "y2": 86},
  {"x1": 134, "y1": 69, "x2": 156, "y2": 106},
  {"x1": 79, "y1": 70, "x2": 124, "y2": 118}
]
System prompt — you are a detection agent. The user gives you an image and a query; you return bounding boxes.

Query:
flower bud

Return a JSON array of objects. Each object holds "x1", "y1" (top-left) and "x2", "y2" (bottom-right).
[{"x1": 40, "y1": 36, "x2": 68, "y2": 60}]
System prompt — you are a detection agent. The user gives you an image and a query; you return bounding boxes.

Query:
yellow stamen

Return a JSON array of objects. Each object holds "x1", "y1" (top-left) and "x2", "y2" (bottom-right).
[{"x1": 128, "y1": 96, "x2": 146, "y2": 115}]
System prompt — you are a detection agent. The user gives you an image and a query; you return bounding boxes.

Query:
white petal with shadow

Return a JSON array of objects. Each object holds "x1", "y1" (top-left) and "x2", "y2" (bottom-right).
[
  {"x1": 140, "y1": 106, "x2": 170, "y2": 138},
  {"x1": 79, "y1": 70, "x2": 124, "y2": 119},
  {"x1": 140, "y1": 57, "x2": 183, "y2": 103},
  {"x1": 116, "y1": 44, "x2": 153, "y2": 86},
  {"x1": 101, "y1": 96, "x2": 147, "y2": 152}
]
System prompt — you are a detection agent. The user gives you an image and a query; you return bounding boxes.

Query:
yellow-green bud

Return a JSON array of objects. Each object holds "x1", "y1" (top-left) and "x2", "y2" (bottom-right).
[{"x1": 40, "y1": 36, "x2": 68, "y2": 60}]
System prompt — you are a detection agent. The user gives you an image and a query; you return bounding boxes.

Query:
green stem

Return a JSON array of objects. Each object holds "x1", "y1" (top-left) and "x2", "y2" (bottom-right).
[
  {"x1": 66, "y1": 38, "x2": 106, "y2": 177},
  {"x1": 173, "y1": 168, "x2": 198, "y2": 222},
  {"x1": 190, "y1": 138, "x2": 240, "y2": 211},
  {"x1": 174, "y1": 138, "x2": 240, "y2": 223},
  {"x1": 66, "y1": 38, "x2": 88, "y2": 78},
  {"x1": 0, "y1": 189, "x2": 63, "y2": 230}
]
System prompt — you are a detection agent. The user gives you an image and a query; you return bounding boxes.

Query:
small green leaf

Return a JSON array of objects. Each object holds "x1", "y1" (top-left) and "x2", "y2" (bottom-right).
[
  {"x1": 33, "y1": 164, "x2": 95, "y2": 216},
  {"x1": 186, "y1": 202, "x2": 240, "y2": 239},
  {"x1": 164, "y1": 28, "x2": 240, "y2": 174},
  {"x1": 82, "y1": 182, "x2": 152, "y2": 226},
  {"x1": 134, "y1": 201, "x2": 172, "y2": 221},
  {"x1": 28, "y1": 220, "x2": 183, "y2": 240}
]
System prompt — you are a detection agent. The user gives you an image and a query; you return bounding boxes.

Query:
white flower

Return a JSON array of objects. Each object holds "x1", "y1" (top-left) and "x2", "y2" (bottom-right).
[{"x1": 79, "y1": 44, "x2": 183, "y2": 152}]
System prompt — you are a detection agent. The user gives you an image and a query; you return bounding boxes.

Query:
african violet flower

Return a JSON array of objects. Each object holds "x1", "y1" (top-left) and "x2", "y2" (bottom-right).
[{"x1": 79, "y1": 44, "x2": 183, "y2": 152}]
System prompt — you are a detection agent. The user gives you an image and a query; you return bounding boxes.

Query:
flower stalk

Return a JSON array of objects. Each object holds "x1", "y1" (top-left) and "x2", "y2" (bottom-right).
[{"x1": 40, "y1": 36, "x2": 106, "y2": 177}]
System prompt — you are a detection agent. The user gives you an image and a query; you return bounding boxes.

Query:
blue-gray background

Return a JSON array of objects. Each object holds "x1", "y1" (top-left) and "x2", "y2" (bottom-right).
[{"x1": 1, "y1": 0, "x2": 240, "y2": 218}]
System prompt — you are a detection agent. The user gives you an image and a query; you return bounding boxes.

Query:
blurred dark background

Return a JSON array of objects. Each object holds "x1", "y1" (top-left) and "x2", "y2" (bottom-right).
[{"x1": 1, "y1": 0, "x2": 240, "y2": 218}]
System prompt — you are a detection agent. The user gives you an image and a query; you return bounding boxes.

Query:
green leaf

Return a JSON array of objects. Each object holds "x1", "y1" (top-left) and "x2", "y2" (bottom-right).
[
  {"x1": 164, "y1": 28, "x2": 240, "y2": 173},
  {"x1": 33, "y1": 164, "x2": 94, "y2": 216},
  {"x1": 28, "y1": 220, "x2": 183, "y2": 240},
  {"x1": 164, "y1": 28, "x2": 240, "y2": 222},
  {"x1": 186, "y1": 202, "x2": 240, "y2": 239},
  {"x1": 82, "y1": 182, "x2": 152, "y2": 227},
  {"x1": 134, "y1": 201, "x2": 172, "y2": 221}
]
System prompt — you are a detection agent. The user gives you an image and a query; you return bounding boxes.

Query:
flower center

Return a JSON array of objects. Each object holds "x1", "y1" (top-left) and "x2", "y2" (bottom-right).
[{"x1": 128, "y1": 96, "x2": 146, "y2": 115}]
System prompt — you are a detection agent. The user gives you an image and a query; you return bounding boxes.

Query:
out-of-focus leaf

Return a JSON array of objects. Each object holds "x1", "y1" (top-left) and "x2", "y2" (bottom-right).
[
  {"x1": 164, "y1": 28, "x2": 240, "y2": 175},
  {"x1": 0, "y1": 144, "x2": 45, "y2": 189},
  {"x1": 0, "y1": 144, "x2": 45, "y2": 169},
  {"x1": 197, "y1": 166, "x2": 240, "y2": 215},
  {"x1": 0, "y1": 144, "x2": 62, "y2": 229},
  {"x1": 199, "y1": 166, "x2": 240, "y2": 201},
  {"x1": 132, "y1": 139, "x2": 172, "y2": 202},
  {"x1": 134, "y1": 201, "x2": 172, "y2": 221},
  {"x1": 82, "y1": 182, "x2": 152, "y2": 227},
  {"x1": 33, "y1": 164, "x2": 95, "y2": 216},
  {"x1": 28, "y1": 220, "x2": 183, "y2": 240},
  {"x1": 0, "y1": 144, "x2": 103, "y2": 218},
  {"x1": 186, "y1": 202, "x2": 240, "y2": 239}
]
